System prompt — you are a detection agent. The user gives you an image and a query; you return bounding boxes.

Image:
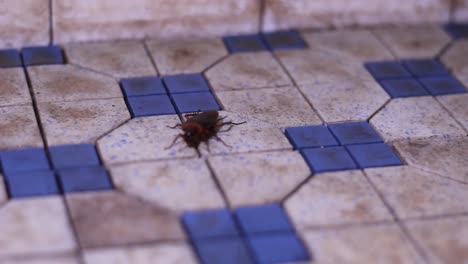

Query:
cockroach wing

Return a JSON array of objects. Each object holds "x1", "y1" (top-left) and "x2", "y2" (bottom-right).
[{"x1": 187, "y1": 110, "x2": 219, "y2": 128}]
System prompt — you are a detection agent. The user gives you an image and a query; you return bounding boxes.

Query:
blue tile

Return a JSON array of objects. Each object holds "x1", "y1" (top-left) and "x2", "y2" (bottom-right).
[
  {"x1": 194, "y1": 237, "x2": 254, "y2": 264},
  {"x1": 419, "y1": 76, "x2": 467, "y2": 95},
  {"x1": 181, "y1": 209, "x2": 239, "y2": 241},
  {"x1": 57, "y1": 166, "x2": 112, "y2": 193},
  {"x1": 22, "y1": 46, "x2": 65, "y2": 66},
  {"x1": 163, "y1": 74, "x2": 211, "y2": 94},
  {"x1": 365, "y1": 61, "x2": 411, "y2": 80},
  {"x1": 126, "y1": 95, "x2": 176, "y2": 117},
  {"x1": 262, "y1": 30, "x2": 308, "y2": 51},
  {"x1": 120, "y1": 77, "x2": 166, "y2": 97},
  {"x1": 444, "y1": 23, "x2": 468, "y2": 39},
  {"x1": 285, "y1": 125, "x2": 338, "y2": 149},
  {"x1": 301, "y1": 146, "x2": 358, "y2": 173},
  {"x1": 6, "y1": 170, "x2": 59, "y2": 198},
  {"x1": 234, "y1": 204, "x2": 294, "y2": 235},
  {"x1": 347, "y1": 143, "x2": 402, "y2": 169},
  {"x1": 0, "y1": 148, "x2": 50, "y2": 175},
  {"x1": 0, "y1": 49, "x2": 22, "y2": 68},
  {"x1": 223, "y1": 34, "x2": 268, "y2": 53},
  {"x1": 402, "y1": 59, "x2": 449, "y2": 77},
  {"x1": 247, "y1": 233, "x2": 310, "y2": 264},
  {"x1": 379, "y1": 79, "x2": 429, "y2": 98},
  {"x1": 172, "y1": 92, "x2": 220, "y2": 113},
  {"x1": 329, "y1": 122, "x2": 383, "y2": 145},
  {"x1": 49, "y1": 144, "x2": 100, "y2": 169}
]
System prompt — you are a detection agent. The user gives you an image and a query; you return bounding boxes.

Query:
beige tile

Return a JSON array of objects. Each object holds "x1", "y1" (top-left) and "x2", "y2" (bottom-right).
[
  {"x1": 366, "y1": 166, "x2": 468, "y2": 219},
  {"x1": 208, "y1": 151, "x2": 310, "y2": 207},
  {"x1": 97, "y1": 115, "x2": 197, "y2": 165},
  {"x1": 373, "y1": 25, "x2": 451, "y2": 59},
  {"x1": 216, "y1": 86, "x2": 321, "y2": 127},
  {"x1": 146, "y1": 38, "x2": 227, "y2": 75},
  {"x1": 64, "y1": 40, "x2": 156, "y2": 78},
  {"x1": 302, "y1": 224, "x2": 424, "y2": 264},
  {"x1": 109, "y1": 159, "x2": 225, "y2": 212},
  {"x1": 66, "y1": 191, "x2": 184, "y2": 248},
  {"x1": 370, "y1": 97, "x2": 465, "y2": 141},
  {"x1": 0, "y1": 105, "x2": 43, "y2": 150},
  {"x1": 394, "y1": 137, "x2": 468, "y2": 183},
  {"x1": 53, "y1": 0, "x2": 260, "y2": 43},
  {"x1": 453, "y1": 0, "x2": 468, "y2": 22},
  {"x1": 285, "y1": 170, "x2": 392, "y2": 229},
  {"x1": 28, "y1": 65, "x2": 122, "y2": 103},
  {"x1": 437, "y1": 94, "x2": 468, "y2": 131},
  {"x1": 205, "y1": 52, "x2": 292, "y2": 91},
  {"x1": 0, "y1": 255, "x2": 80, "y2": 264},
  {"x1": 440, "y1": 39, "x2": 468, "y2": 74},
  {"x1": 405, "y1": 217, "x2": 468, "y2": 264},
  {"x1": 0, "y1": 197, "x2": 76, "y2": 257},
  {"x1": 38, "y1": 98, "x2": 130, "y2": 146},
  {"x1": 0, "y1": 68, "x2": 30, "y2": 107},
  {"x1": 84, "y1": 243, "x2": 197, "y2": 264}
]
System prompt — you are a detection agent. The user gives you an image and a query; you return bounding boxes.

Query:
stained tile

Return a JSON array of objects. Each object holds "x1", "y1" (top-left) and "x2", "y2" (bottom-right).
[
  {"x1": 301, "y1": 147, "x2": 358, "y2": 173},
  {"x1": 379, "y1": 78, "x2": 429, "y2": 98},
  {"x1": 366, "y1": 166, "x2": 468, "y2": 219},
  {"x1": 205, "y1": 52, "x2": 291, "y2": 91},
  {"x1": 437, "y1": 94, "x2": 468, "y2": 130},
  {"x1": 0, "y1": 148, "x2": 49, "y2": 175},
  {"x1": 22, "y1": 46, "x2": 65, "y2": 66},
  {"x1": 120, "y1": 77, "x2": 166, "y2": 97},
  {"x1": 0, "y1": 176, "x2": 7, "y2": 205},
  {"x1": 247, "y1": 233, "x2": 310, "y2": 264},
  {"x1": 216, "y1": 86, "x2": 321, "y2": 127},
  {"x1": 0, "y1": 49, "x2": 22, "y2": 68},
  {"x1": 163, "y1": 73, "x2": 210, "y2": 94},
  {"x1": 0, "y1": 68, "x2": 31, "y2": 107},
  {"x1": 193, "y1": 237, "x2": 254, "y2": 264},
  {"x1": 146, "y1": 37, "x2": 227, "y2": 75},
  {"x1": 223, "y1": 34, "x2": 268, "y2": 53},
  {"x1": 57, "y1": 166, "x2": 112, "y2": 193},
  {"x1": 6, "y1": 170, "x2": 59, "y2": 198},
  {"x1": 285, "y1": 125, "x2": 338, "y2": 149},
  {"x1": 370, "y1": 97, "x2": 465, "y2": 141},
  {"x1": 126, "y1": 95, "x2": 176, "y2": 117},
  {"x1": 38, "y1": 98, "x2": 130, "y2": 146},
  {"x1": 347, "y1": 143, "x2": 402, "y2": 169},
  {"x1": 182, "y1": 209, "x2": 239, "y2": 241},
  {"x1": 440, "y1": 39, "x2": 468, "y2": 74},
  {"x1": 234, "y1": 204, "x2": 294, "y2": 235},
  {"x1": 172, "y1": 92, "x2": 220, "y2": 113},
  {"x1": 365, "y1": 61, "x2": 412, "y2": 80},
  {"x1": 209, "y1": 151, "x2": 309, "y2": 206},
  {"x1": 0, "y1": 255, "x2": 80, "y2": 264},
  {"x1": 49, "y1": 144, "x2": 100, "y2": 169},
  {"x1": 262, "y1": 30, "x2": 307, "y2": 51},
  {"x1": 328, "y1": 122, "x2": 382, "y2": 145},
  {"x1": 0, "y1": 105, "x2": 43, "y2": 150},
  {"x1": 402, "y1": 59, "x2": 449, "y2": 77},
  {"x1": 419, "y1": 75, "x2": 467, "y2": 95},
  {"x1": 64, "y1": 40, "x2": 156, "y2": 78},
  {"x1": 285, "y1": 170, "x2": 392, "y2": 228},
  {"x1": 66, "y1": 191, "x2": 183, "y2": 248}
]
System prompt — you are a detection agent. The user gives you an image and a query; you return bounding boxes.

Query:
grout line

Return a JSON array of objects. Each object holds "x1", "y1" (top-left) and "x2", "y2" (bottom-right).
[
  {"x1": 49, "y1": 0, "x2": 54, "y2": 45},
  {"x1": 202, "y1": 53, "x2": 230, "y2": 74},
  {"x1": 258, "y1": 0, "x2": 266, "y2": 33},
  {"x1": 433, "y1": 95, "x2": 468, "y2": 134},
  {"x1": 143, "y1": 40, "x2": 161, "y2": 76},
  {"x1": 449, "y1": 0, "x2": 456, "y2": 23},
  {"x1": 366, "y1": 97, "x2": 391, "y2": 122},
  {"x1": 435, "y1": 39, "x2": 455, "y2": 59},
  {"x1": 370, "y1": 30, "x2": 398, "y2": 59},
  {"x1": 281, "y1": 173, "x2": 313, "y2": 203},
  {"x1": 204, "y1": 159, "x2": 232, "y2": 208}
]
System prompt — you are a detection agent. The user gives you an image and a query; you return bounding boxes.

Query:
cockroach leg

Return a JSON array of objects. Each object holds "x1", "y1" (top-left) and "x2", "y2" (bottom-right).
[
  {"x1": 217, "y1": 121, "x2": 247, "y2": 132},
  {"x1": 214, "y1": 135, "x2": 232, "y2": 148},
  {"x1": 164, "y1": 134, "x2": 182, "y2": 149},
  {"x1": 167, "y1": 124, "x2": 182, "y2": 129}
]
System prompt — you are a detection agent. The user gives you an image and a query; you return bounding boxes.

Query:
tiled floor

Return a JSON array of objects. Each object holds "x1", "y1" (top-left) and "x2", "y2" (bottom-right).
[{"x1": 0, "y1": 25, "x2": 467, "y2": 264}]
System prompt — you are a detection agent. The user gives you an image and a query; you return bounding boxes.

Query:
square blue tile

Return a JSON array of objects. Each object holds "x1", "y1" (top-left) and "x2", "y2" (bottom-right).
[
  {"x1": 172, "y1": 92, "x2": 220, "y2": 113},
  {"x1": 444, "y1": 23, "x2": 468, "y2": 38},
  {"x1": 247, "y1": 233, "x2": 310, "y2": 264},
  {"x1": 329, "y1": 122, "x2": 383, "y2": 145},
  {"x1": 402, "y1": 59, "x2": 449, "y2": 77},
  {"x1": 193, "y1": 237, "x2": 254, "y2": 264},
  {"x1": 365, "y1": 61, "x2": 412, "y2": 80},
  {"x1": 379, "y1": 79, "x2": 429, "y2": 98},
  {"x1": 21, "y1": 46, "x2": 65, "y2": 66},
  {"x1": 120, "y1": 77, "x2": 166, "y2": 97},
  {"x1": 0, "y1": 148, "x2": 50, "y2": 175},
  {"x1": 6, "y1": 170, "x2": 59, "y2": 198},
  {"x1": 49, "y1": 144, "x2": 100, "y2": 169},
  {"x1": 262, "y1": 30, "x2": 308, "y2": 51},
  {"x1": 301, "y1": 146, "x2": 358, "y2": 173},
  {"x1": 181, "y1": 209, "x2": 239, "y2": 241},
  {"x1": 285, "y1": 125, "x2": 338, "y2": 149},
  {"x1": 419, "y1": 76, "x2": 467, "y2": 95},
  {"x1": 223, "y1": 34, "x2": 268, "y2": 53},
  {"x1": 347, "y1": 143, "x2": 402, "y2": 169},
  {"x1": 0, "y1": 49, "x2": 22, "y2": 68},
  {"x1": 126, "y1": 94, "x2": 176, "y2": 117},
  {"x1": 234, "y1": 204, "x2": 294, "y2": 235},
  {"x1": 57, "y1": 166, "x2": 112, "y2": 193},
  {"x1": 163, "y1": 74, "x2": 211, "y2": 94}
]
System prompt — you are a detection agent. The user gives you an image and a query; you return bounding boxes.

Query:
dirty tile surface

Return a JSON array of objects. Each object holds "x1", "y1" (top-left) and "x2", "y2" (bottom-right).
[
  {"x1": 0, "y1": 68, "x2": 30, "y2": 107},
  {"x1": 0, "y1": 105, "x2": 43, "y2": 149}
]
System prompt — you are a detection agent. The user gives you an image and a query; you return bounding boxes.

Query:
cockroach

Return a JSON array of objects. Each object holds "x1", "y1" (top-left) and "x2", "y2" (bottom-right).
[{"x1": 165, "y1": 110, "x2": 245, "y2": 152}]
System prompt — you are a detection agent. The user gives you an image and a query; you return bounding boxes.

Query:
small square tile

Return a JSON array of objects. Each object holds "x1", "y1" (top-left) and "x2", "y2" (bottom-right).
[
  {"x1": 193, "y1": 237, "x2": 254, "y2": 264},
  {"x1": 402, "y1": 59, "x2": 449, "y2": 77},
  {"x1": 0, "y1": 49, "x2": 22, "y2": 68},
  {"x1": 247, "y1": 233, "x2": 310, "y2": 264},
  {"x1": 163, "y1": 74, "x2": 211, "y2": 94},
  {"x1": 223, "y1": 34, "x2": 268, "y2": 53},
  {"x1": 285, "y1": 125, "x2": 339, "y2": 149},
  {"x1": 347, "y1": 143, "x2": 402, "y2": 169},
  {"x1": 0, "y1": 148, "x2": 50, "y2": 175},
  {"x1": 126, "y1": 95, "x2": 176, "y2": 117},
  {"x1": 172, "y1": 92, "x2": 220, "y2": 113},
  {"x1": 21, "y1": 46, "x2": 65, "y2": 66},
  {"x1": 57, "y1": 166, "x2": 112, "y2": 193},
  {"x1": 379, "y1": 79, "x2": 429, "y2": 98},
  {"x1": 301, "y1": 146, "x2": 358, "y2": 173},
  {"x1": 181, "y1": 209, "x2": 239, "y2": 241},
  {"x1": 444, "y1": 23, "x2": 468, "y2": 39},
  {"x1": 5, "y1": 170, "x2": 60, "y2": 198},
  {"x1": 120, "y1": 77, "x2": 166, "y2": 97},
  {"x1": 49, "y1": 144, "x2": 101, "y2": 169},
  {"x1": 419, "y1": 76, "x2": 467, "y2": 95},
  {"x1": 234, "y1": 204, "x2": 294, "y2": 235},
  {"x1": 329, "y1": 122, "x2": 383, "y2": 145},
  {"x1": 262, "y1": 30, "x2": 308, "y2": 51},
  {"x1": 365, "y1": 61, "x2": 412, "y2": 80}
]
